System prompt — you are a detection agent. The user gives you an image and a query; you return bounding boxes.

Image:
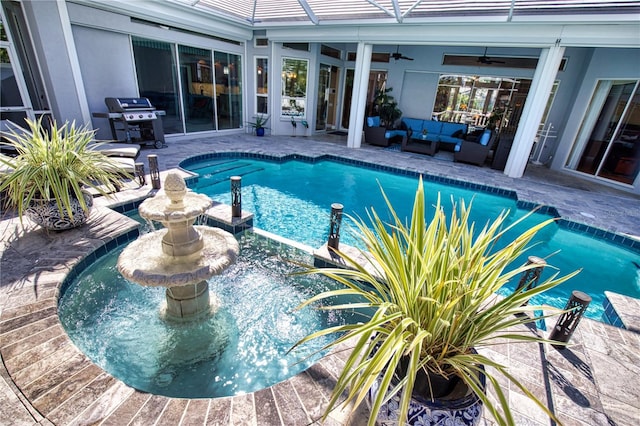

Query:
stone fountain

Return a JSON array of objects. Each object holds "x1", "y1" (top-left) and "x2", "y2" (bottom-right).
[{"x1": 118, "y1": 172, "x2": 239, "y2": 320}]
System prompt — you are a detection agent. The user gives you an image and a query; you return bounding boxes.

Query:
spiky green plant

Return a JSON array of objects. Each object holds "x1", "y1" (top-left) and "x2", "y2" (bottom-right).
[
  {"x1": 0, "y1": 118, "x2": 130, "y2": 221},
  {"x1": 293, "y1": 177, "x2": 580, "y2": 426}
]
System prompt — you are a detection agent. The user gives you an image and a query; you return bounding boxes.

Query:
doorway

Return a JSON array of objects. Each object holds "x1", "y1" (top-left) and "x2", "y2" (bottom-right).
[
  {"x1": 1, "y1": 2, "x2": 51, "y2": 131},
  {"x1": 315, "y1": 64, "x2": 339, "y2": 131},
  {"x1": 341, "y1": 69, "x2": 387, "y2": 129},
  {"x1": 567, "y1": 80, "x2": 640, "y2": 185}
]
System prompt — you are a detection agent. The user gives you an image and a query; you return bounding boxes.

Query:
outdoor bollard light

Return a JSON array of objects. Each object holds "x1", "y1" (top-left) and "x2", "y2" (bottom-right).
[
  {"x1": 231, "y1": 176, "x2": 242, "y2": 218},
  {"x1": 549, "y1": 290, "x2": 592, "y2": 349},
  {"x1": 516, "y1": 256, "x2": 547, "y2": 305},
  {"x1": 135, "y1": 162, "x2": 146, "y2": 186},
  {"x1": 148, "y1": 154, "x2": 161, "y2": 189},
  {"x1": 328, "y1": 203, "x2": 343, "y2": 251}
]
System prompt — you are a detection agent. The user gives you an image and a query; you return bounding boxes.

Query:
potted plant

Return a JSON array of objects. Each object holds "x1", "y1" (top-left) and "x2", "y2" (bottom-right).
[
  {"x1": 373, "y1": 87, "x2": 402, "y2": 128},
  {"x1": 293, "y1": 178, "x2": 579, "y2": 425},
  {"x1": 0, "y1": 118, "x2": 130, "y2": 231},
  {"x1": 247, "y1": 114, "x2": 270, "y2": 136}
]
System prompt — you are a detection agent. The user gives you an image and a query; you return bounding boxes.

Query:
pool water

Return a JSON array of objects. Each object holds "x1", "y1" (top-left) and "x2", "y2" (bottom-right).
[
  {"x1": 185, "y1": 157, "x2": 640, "y2": 322},
  {"x1": 58, "y1": 233, "x2": 362, "y2": 398}
]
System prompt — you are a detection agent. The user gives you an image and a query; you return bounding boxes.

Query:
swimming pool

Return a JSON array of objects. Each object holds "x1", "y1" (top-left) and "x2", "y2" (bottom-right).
[{"x1": 182, "y1": 154, "x2": 640, "y2": 322}]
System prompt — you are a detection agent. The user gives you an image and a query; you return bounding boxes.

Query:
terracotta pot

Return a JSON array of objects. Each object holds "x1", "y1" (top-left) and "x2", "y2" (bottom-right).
[{"x1": 25, "y1": 191, "x2": 93, "y2": 230}]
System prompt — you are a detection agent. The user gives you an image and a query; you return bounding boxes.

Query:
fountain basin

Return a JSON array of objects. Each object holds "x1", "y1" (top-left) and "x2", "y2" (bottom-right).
[
  {"x1": 59, "y1": 233, "x2": 362, "y2": 398},
  {"x1": 118, "y1": 226, "x2": 239, "y2": 288},
  {"x1": 138, "y1": 191, "x2": 211, "y2": 223}
]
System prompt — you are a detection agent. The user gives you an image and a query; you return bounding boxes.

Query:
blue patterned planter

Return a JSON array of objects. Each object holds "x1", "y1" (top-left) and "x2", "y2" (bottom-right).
[
  {"x1": 26, "y1": 192, "x2": 93, "y2": 231},
  {"x1": 369, "y1": 370, "x2": 485, "y2": 426}
]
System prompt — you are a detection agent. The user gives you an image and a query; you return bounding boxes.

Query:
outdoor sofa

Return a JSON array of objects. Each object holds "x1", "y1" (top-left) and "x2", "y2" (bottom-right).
[
  {"x1": 402, "y1": 118, "x2": 468, "y2": 153},
  {"x1": 364, "y1": 116, "x2": 407, "y2": 147}
]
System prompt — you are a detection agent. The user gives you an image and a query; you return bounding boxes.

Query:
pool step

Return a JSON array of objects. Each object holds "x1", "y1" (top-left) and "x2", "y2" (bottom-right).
[
  {"x1": 197, "y1": 161, "x2": 253, "y2": 178},
  {"x1": 196, "y1": 166, "x2": 265, "y2": 187},
  {"x1": 186, "y1": 159, "x2": 239, "y2": 173}
]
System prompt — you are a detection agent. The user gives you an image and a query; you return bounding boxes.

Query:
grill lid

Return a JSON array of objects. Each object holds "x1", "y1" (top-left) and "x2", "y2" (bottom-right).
[{"x1": 105, "y1": 97, "x2": 154, "y2": 112}]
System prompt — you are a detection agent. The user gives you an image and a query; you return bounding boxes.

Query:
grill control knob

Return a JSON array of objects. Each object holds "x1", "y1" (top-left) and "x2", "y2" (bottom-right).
[{"x1": 138, "y1": 114, "x2": 143, "y2": 119}]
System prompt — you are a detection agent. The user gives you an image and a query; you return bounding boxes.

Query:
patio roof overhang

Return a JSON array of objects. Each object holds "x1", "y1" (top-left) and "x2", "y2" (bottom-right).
[
  {"x1": 69, "y1": 0, "x2": 640, "y2": 47},
  {"x1": 168, "y1": 0, "x2": 640, "y2": 26}
]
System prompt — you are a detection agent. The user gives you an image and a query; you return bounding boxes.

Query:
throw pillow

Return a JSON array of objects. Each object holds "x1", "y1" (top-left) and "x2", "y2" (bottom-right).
[{"x1": 479, "y1": 130, "x2": 492, "y2": 146}]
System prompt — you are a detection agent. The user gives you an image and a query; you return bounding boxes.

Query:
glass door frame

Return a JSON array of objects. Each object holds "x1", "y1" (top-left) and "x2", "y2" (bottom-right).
[
  {"x1": 566, "y1": 79, "x2": 640, "y2": 186},
  {"x1": 0, "y1": 4, "x2": 48, "y2": 128}
]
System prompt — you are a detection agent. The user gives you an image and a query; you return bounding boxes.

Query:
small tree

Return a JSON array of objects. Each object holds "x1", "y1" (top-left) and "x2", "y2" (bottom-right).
[{"x1": 373, "y1": 87, "x2": 402, "y2": 128}]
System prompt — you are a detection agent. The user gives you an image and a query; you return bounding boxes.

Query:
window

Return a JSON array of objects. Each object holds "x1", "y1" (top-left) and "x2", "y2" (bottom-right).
[
  {"x1": 283, "y1": 43, "x2": 308, "y2": 52},
  {"x1": 255, "y1": 57, "x2": 268, "y2": 115},
  {"x1": 321, "y1": 45, "x2": 341, "y2": 59},
  {"x1": 281, "y1": 57, "x2": 307, "y2": 117},
  {"x1": 433, "y1": 75, "x2": 523, "y2": 128},
  {"x1": 255, "y1": 37, "x2": 268, "y2": 47},
  {"x1": 567, "y1": 80, "x2": 640, "y2": 185},
  {"x1": 347, "y1": 52, "x2": 390, "y2": 63}
]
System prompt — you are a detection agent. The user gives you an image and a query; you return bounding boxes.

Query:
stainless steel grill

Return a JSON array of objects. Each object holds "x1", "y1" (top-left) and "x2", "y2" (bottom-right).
[{"x1": 93, "y1": 97, "x2": 165, "y2": 149}]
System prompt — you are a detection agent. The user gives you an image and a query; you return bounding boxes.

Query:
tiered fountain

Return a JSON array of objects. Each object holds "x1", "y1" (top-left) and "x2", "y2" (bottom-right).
[{"x1": 117, "y1": 172, "x2": 239, "y2": 320}]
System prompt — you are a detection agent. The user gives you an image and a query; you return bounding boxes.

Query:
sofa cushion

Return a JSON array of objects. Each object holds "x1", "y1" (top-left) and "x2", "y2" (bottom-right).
[
  {"x1": 423, "y1": 120, "x2": 443, "y2": 135},
  {"x1": 385, "y1": 129, "x2": 407, "y2": 139},
  {"x1": 367, "y1": 116, "x2": 380, "y2": 127},
  {"x1": 479, "y1": 130, "x2": 492, "y2": 146},
  {"x1": 440, "y1": 121, "x2": 468, "y2": 136},
  {"x1": 403, "y1": 118, "x2": 425, "y2": 133}
]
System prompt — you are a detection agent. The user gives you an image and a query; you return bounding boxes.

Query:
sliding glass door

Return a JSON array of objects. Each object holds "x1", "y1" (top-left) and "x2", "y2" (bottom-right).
[
  {"x1": 132, "y1": 37, "x2": 242, "y2": 135},
  {"x1": 567, "y1": 80, "x2": 640, "y2": 185},
  {"x1": 1, "y1": 2, "x2": 50, "y2": 129}
]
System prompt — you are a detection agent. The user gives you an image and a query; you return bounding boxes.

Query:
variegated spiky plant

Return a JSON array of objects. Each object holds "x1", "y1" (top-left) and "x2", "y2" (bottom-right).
[
  {"x1": 0, "y1": 118, "x2": 129, "y2": 221},
  {"x1": 293, "y1": 177, "x2": 579, "y2": 425}
]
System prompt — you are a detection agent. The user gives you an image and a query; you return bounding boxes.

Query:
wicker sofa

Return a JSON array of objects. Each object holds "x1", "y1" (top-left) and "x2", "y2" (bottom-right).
[
  {"x1": 401, "y1": 118, "x2": 468, "y2": 153},
  {"x1": 364, "y1": 116, "x2": 407, "y2": 147},
  {"x1": 453, "y1": 129, "x2": 495, "y2": 166}
]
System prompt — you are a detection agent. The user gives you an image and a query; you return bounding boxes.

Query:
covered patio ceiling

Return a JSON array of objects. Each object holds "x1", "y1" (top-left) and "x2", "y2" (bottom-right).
[{"x1": 169, "y1": 0, "x2": 640, "y2": 26}]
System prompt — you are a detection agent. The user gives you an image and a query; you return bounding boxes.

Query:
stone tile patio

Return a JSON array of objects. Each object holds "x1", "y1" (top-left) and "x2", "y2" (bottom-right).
[{"x1": 1, "y1": 133, "x2": 639, "y2": 425}]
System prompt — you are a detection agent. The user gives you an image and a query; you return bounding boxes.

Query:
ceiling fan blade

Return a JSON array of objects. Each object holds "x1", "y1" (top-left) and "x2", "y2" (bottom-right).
[
  {"x1": 392, "y1": 45, "x2": 413, "y2": 61},
  {"x1": 478, "y1": 56, "x2": 505, "y2": 65},
  {"x1": 392, "y1": 52, "x2": 413, "y2": 61},
  {"x1": 478, "y1": 47, "x2": 505, "y2": 64}
]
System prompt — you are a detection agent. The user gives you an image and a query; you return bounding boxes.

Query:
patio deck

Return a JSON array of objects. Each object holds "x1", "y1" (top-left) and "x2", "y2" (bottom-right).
[{"x1": 1, "y1": 133, "x2": 639, "y2": 425}]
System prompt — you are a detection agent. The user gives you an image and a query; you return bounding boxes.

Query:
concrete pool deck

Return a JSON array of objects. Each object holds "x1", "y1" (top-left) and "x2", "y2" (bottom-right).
[{"x1": 1, "y1": 133, "x2": 639, "y2": 425}]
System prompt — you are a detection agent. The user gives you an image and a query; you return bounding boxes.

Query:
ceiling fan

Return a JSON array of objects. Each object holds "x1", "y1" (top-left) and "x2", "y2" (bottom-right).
[
  {"x1": 391, "y1": 46, "x2": 413, "y2": 61},
  {"x1": 477, "y1": 47, "x2": 505, "y2": 65}
]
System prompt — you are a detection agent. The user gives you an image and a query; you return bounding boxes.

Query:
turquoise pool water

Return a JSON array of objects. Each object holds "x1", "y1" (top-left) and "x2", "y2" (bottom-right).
[
  {"x1": 184, "y1": 156, "x2": 640, "y2": 322},
  {"x1": 59, "y1": 233, "x2": 362, "y2": 398}
]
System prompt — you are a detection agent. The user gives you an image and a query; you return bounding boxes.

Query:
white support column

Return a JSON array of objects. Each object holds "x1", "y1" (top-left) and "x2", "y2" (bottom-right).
[
  {"x1": 504, "y1": 45, "x2": 565, "y2": 178},
  {"x1": 347, "y1": 42, "x2": 372, "y2": 149}
]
